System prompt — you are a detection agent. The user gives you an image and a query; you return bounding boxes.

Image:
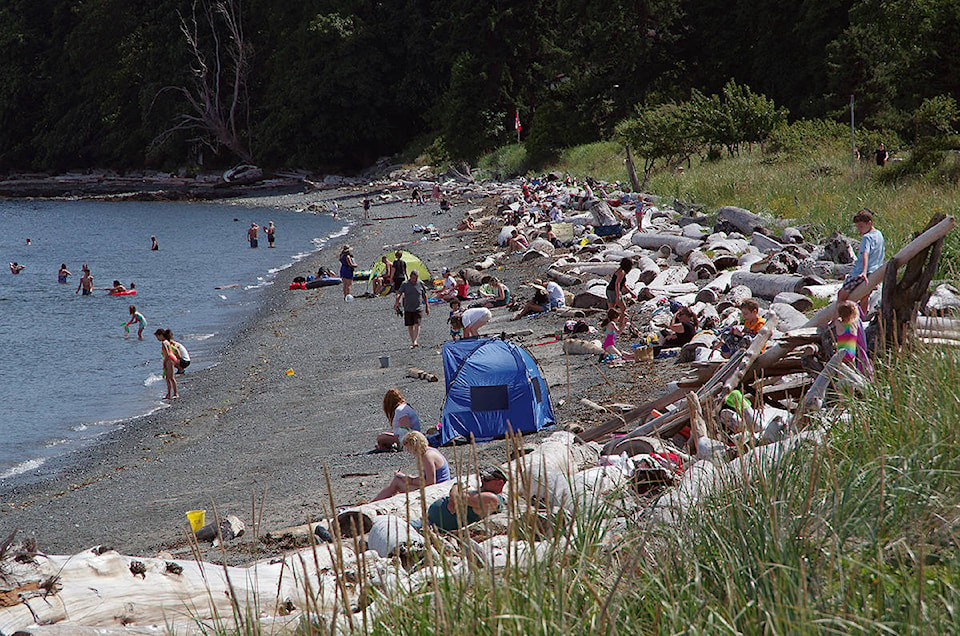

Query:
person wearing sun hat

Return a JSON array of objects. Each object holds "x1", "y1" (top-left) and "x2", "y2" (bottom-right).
[{"x1": 426, "y1": 466, "x2": 508, "y2": 531}]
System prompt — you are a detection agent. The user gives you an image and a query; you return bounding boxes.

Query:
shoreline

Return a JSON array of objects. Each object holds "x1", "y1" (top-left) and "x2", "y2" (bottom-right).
[
  {"x1": 0, "y1": 189, "x2": 353, "y2": 487},
  {"x1": 0, "y1": 180, "x2": 667, "y2": 563},
  {"x1": 0, "y1": 185, "x2": 532, "y2": 560}
]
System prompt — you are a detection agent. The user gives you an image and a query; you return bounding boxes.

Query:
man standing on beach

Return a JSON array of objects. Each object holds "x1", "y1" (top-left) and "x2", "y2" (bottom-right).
[
  {"x1": 248, "y1": 222, "x2": 259, "y2": 248},
  {"x1": 395, "y1": 270, "x2": 429, "y2": 348},
  {"x1": 362, "y1": 198, "x2": 371, "y2": 220}
]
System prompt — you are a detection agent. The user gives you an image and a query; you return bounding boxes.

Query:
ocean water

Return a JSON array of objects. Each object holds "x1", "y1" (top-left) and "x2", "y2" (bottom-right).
[{"x1": 0, "y1": 198, "x2": 347, "y2": 480}]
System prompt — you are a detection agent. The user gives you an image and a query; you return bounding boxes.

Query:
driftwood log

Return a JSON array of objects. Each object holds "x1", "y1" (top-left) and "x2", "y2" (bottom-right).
[
  {"x1": 631, "y1": 232, "x2": 701, "y2": 258},
  {"x1": 879, "y1": 213, "x2": 947, "y2": 346},
  {"x1": 696, "y1": 271, "x2": 734, "y2": 304},
  {"x1": 685, "y1": 250, "x2": 717, "y2": 278},
  {"x1": 730, "y1": 271, "x2": 820, "y2": 300},
  {"x1": 717, "y1": 206, "x2": 781, "y2": 235}
]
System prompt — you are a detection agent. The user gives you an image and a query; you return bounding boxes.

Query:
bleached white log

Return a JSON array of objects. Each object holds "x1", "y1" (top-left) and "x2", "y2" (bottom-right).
[
  {"x1": 800, "y1": 283, "x2": 842, "y2": 300},
  {"x1": 562, "y1": 339, "x2": 604, "y2": 355},
  {"x1": 679, "y1": 331, "x2": 718, "y2": 363},
  {"x1": 772, "y1": 291, "x2": 814, "y2": 312},
  {"x1": 915, "y1": 315, "x2": 960, "y2": 333},
  {"x1": 547, "y1": 268, "x2": 581, "y2": 286},
  {"x1": 924, "y1": 283, "x2": 960, "y2": 315},
  {"x1": 751, "y1": 232, "x2": 785, "y2": 253},
  {"x1": 768, "y1": 302, "x2": 808, "y2": 331},
  {"x1": 631, "y1": 233, "x2": 701, "y2": 258},
  {"x1": 367, "y1": 515, "x2": 427, "y2": 559},
  {"x1": 695, "y1": 271, "x2": 734, "y2": 304},
  {"x1": 650, "y1": 265, "x2": 689, "y2": 288},
  {"x1": 685, "y1": 250, "x2": 717, "y2": 278},
  {"x1": 718, "y1": 206, "x2": 782, "y2": 234},
  {"x1": 738, "y1": 252, "x2": 766, "y2": 270},
  {"x1": 0, "y1": 544, "x2": 382, "y2": 634},
  {"x1": 571, "y1": 262, "x2": 619, "y2": 276},
  {"x1": 781, "y1": 226, "x2": 804, "y2": 243},
  {"x1": 528, "y1": 238, "x2": 555, "y2": 256},
  {"x1": 730, "y1": 271, "x2": 811, "y2": 299}
]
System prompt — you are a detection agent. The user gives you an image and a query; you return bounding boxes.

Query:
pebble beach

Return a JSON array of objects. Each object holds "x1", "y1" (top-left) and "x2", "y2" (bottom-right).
[{"x1": 0, "y1": 183, "x2": 630, "y2": 562}]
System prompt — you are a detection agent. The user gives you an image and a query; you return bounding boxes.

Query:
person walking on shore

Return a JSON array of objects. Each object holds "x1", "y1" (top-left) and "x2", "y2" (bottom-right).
[
  {"x1": 247, "y1": 222, "x2": 259, "y2": 248},
  {"x1": 875, "y1": 142, "x2": 888, "y2": 167},
  {"x1": 362, "y1": 198, "x2": 371, "y2": 220},
  {"x1": 395, "y1": 270, "x2": 429, "y2": 347},
  {"x1": 76, "y1": 267, "x2": 94, "y2": 295}
]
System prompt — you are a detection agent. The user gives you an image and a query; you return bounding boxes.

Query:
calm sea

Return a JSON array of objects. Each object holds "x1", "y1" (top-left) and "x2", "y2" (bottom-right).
[{"x1": 0, "y1": 198, "x2": 347, "y2": 480}]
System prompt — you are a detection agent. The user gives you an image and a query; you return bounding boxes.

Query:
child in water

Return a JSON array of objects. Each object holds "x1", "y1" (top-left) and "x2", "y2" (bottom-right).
[{"x1": 126, "y1": 305, "x2": 146, "y2": 339}]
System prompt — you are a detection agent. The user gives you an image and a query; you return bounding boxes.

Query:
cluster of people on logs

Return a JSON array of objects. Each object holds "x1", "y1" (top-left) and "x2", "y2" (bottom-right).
[{"x1": 370, "y1": 386, "x2": 508, "y2": 531}]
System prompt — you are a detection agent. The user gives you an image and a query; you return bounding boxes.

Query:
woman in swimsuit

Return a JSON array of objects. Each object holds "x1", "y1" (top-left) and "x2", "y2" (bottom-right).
[
  {"x1": 154, "y1": 328, "x2": 179, "y2": 399},
  {"x1": 58, "y1": 264, "x2": 72, "y2": 284},
  {"x1": 371, "y1": 431, "x2": 451, "y2": 501}
]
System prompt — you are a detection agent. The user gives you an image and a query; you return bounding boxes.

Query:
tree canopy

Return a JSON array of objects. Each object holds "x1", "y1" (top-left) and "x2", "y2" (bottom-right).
[{"x1": 0, "y1": 0, "x2": 957, "y2": 172}]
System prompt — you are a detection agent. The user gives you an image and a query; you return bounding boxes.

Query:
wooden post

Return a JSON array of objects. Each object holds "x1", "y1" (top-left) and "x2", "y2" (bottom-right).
[{"x1": 624, "y1": 145, "x2": 642, "y2": 193}]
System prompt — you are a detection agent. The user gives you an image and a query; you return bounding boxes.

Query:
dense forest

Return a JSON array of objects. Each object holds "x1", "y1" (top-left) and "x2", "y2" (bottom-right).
[{"x1": 1, "y1": 0, "x2": 957, "y2": 173}]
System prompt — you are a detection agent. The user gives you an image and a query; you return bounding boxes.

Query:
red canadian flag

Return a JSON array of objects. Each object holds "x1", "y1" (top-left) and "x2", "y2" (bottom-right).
[{"x1": 514, "y1": 109, "x2": 522, "y2": 133}]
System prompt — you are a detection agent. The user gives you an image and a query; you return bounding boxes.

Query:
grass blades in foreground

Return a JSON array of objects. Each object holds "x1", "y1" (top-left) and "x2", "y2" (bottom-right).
[{"x1": 365, "y1": 346, "x2": 960, "y2": 635}]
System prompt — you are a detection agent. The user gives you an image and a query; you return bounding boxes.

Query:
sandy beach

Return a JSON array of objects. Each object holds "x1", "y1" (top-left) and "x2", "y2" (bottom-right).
[{"x1": 0, "y1": 184, "x2": 655, "y2": 563}]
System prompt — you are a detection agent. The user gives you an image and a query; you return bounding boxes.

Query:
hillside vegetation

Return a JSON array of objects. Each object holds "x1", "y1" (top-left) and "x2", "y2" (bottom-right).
[{"x1": 3, "y1": 0, "x2": 960, "y2": 173}]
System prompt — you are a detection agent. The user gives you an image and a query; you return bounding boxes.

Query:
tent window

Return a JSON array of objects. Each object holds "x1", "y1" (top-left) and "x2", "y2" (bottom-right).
[
  {"x1": 532, "y1": 378, "x2": 543, "y2": 403},
  {"x1": 471, "y1": 385, "x2": 509, "y2": 411}
]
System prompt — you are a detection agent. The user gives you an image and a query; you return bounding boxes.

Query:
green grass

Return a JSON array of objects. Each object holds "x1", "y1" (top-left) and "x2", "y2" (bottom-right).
[
  {"x1": 361, "y1": 345, "x2": 960, "y2": 635},
  {"x1": 480, "y1": 136, "x2": 960, "y2": 278}
]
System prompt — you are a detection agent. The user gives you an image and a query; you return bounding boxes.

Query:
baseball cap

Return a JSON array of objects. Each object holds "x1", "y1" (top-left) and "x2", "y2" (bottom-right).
[{"x1": 480, "y1": 466, "x2": 508, "y2": 483}]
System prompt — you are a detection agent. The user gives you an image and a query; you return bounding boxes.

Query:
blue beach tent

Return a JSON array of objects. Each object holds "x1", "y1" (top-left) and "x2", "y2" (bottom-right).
[{"x1": 437, "y1": 338, "x2": 555, "y2": 445}]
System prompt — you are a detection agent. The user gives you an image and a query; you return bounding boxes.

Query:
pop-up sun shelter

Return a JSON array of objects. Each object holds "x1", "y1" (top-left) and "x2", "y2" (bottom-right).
[
  {"x1": 369, "y1": 250, "x2": 431, "y2": 284},
  {"x1": 437, "y1": 338, "x2": 555, "y2": 445}
]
